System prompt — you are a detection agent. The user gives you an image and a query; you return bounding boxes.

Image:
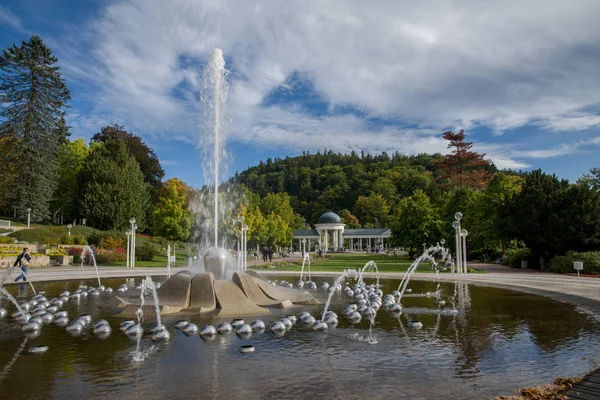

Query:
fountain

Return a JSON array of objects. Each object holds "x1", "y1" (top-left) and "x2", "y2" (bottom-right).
[{"x1": 82, "y1": 245, "x2": 102, "y2": 288}]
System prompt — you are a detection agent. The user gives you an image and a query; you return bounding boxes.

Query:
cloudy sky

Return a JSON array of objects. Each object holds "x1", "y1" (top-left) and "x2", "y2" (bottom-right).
[{"x1": 1, "y1": 0, "x2": 600, "y2": 187}]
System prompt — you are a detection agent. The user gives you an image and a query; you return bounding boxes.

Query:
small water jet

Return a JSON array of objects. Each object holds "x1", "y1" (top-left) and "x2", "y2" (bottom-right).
[{"x1": 82, "y1": 245, "x2": 102, "y2": 288}]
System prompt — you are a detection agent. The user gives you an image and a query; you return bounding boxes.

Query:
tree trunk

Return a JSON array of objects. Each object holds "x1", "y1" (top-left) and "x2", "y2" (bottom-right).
[{"x1": 538, "y1": 255, "x2": 546, "y2": 271}]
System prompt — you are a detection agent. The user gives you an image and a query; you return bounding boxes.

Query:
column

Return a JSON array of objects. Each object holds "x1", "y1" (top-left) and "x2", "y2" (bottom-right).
[
  {"x1": 308, "y1": 238, "x2": 311, "y2": 251},
  {"x1": 339, "y1": 230, "x2": 343, "y2": 250},
  {"x1": 324, "y1": 231, "x2": 329, "y2": 251}
]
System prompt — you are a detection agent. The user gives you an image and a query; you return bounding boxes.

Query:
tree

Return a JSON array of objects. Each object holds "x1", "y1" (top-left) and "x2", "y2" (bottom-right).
[
  {"x1": 392, "y1": 189, "x2": 444, "y2": 250},
  {"x1": 435, "y1": 130, "x2": 492, "y2": 190},
  {"x1": 578, "y1": 167, "x2": 600, "y2": 192},
  {"x1": 153, "y1": 178, "x2": 192, "y2": 240},
  {"x1": 77, "y1": 140, "x2": 150, "y2": 231},
  {"x1": 338, "y1": 209, "x2": 360, "y2": 228},
  {"x1": 91, "y1": 124, "x2": 164, "y2": 189},
  {"x1": 0, "y1": 35, "x2": 71, "y2": 221},
  {"x1": 499, "y1": 170, "x2": 600, "y2": 268},
  {"x1": 353, "y1": 193, "x2": 390, "y2": 227},
  {"x1": 51, "y1": 138, "x2": 90, "y2": 223}
]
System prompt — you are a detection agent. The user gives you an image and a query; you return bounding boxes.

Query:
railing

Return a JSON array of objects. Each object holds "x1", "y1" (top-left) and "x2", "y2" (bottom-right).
[{"x1": 0, "y1": 220, "x2": 11, "y2": 229}]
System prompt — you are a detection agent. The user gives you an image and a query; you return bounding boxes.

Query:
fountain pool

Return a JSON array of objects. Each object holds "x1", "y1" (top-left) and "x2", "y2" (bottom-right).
[{"x1": 0, "y1": 276, "x2": 599, "y2": 399}]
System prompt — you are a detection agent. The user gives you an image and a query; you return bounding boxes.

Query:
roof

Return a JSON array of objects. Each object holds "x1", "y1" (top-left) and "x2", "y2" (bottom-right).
[
  {"x1": 344, "y1": 228, "x2": 392, "y2": 237},
  {"x1": 318, "y1": 211, "x2": 342, "y2": 224}
]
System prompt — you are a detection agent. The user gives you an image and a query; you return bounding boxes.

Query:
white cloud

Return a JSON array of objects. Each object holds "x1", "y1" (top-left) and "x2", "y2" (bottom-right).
[
  {"x1": 56, "y1": 0, "x2": 600, "y2": 164},
  {"x1": 0, "y1": 5, "x2": 22, "y2": 30}
]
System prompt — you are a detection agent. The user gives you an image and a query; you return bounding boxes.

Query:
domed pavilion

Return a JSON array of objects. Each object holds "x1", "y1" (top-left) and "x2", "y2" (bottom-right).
[{"x1": 292, "y1": 210, "x2": 391, "y2": 252}]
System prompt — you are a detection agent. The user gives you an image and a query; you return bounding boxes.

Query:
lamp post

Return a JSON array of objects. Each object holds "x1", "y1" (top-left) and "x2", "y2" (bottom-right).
[
  {"x1": 302, "y1": 238, "x2": 306, "y2": 257},
  {"x1": 236, "y1": 232, "x2": 241, "y2": 270},
  {"x1": 461, "y1": 229, "x2": 468, "y2": 273},
  {"x1": 453, "y1": 212, "x2": 463, "y2": 274},
  {"x1": 242, "y1": 224, "x2": 248, "y2": 270},
  {"x1": 129, "y1": 218, "x2": 136, "y2": 269},
  {"x1": 67, "y1": 223, "x2": 72, "y2": 237},
  {"x1": 27, "y1": 208, "x2": 31, "y2": 228},
  {"x1": 125, "y1": 230, "x2": 131, "y2": 269}
]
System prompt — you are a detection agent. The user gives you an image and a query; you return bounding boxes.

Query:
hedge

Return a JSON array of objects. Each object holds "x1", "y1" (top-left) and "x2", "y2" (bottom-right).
[{"x1": 549, "y1": 251, "x2": 600, "y2": 275}]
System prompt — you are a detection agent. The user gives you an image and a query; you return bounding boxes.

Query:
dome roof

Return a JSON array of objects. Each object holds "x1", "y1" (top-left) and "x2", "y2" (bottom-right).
[{"x1": 318, "y1": 211, "x2": 342, "y2": 224}]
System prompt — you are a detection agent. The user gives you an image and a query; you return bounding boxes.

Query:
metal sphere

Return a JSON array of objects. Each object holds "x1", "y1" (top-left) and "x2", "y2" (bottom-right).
[
  {"x1": 382, "y1": 300, "x2": 395, "y2": 310},
  {"x1": 16, "y1": 313, "x2": 32, "y2": 324},
  {"x1": 344, "y1": 304, "x2": 358, "y2": 315},
  {"x1": 324, "y1": 311, "x2": 338, "y2": 320},
  {"x1": 30, "y1": 316, "x2": 43, "y2": 325},
  {"x1": 126, "y1": 324, "x2": 144, "y2": 337},
  {"x1": 66, "y1": 321, "x2": 84, "y2": 333},
  {"x1": 321, "y1": 282, "x2": 330, "y2": 291},
  {"x1": 78, "y1": 314, "x2": 92, "y2": 326},
  {"x1": 200, "y1": 325, "x2": 217, "y2": 337},
  {"x1": 174, "y1": 320, "x2": 189, "y2": 330},
  {"x1": 238, "y1": 345, "x2": 255, "y2": 354},
  {"x1": 40, "y1": 313, "x2": 55, "y2": 324},
  {"x1": 24, "y1": 330, "x2": 41, "y2": 339},
  {"x1": 0, "y1": 308, "x2": 7, "y2": 318},
  {"x1": 183, "y1": 323, "x2": 199, "y2": 335},
  {"x1": 405, "y1": 289, "x2": 412, "y2": 293},
  {"x1": 297, "y1": 311, "x2": 310, "y2": 320},
  {"x1": 32, "y1": 309, "x2": 46, "y2": 317},
  {"x1": 347, "y1": 311, "x2": 362, "y2": 324},
  {"x1": 296, "y1": 280, "x2": 305, "y2": 289},
  {"x1": 236, "y1": 324, "x2": 253, "y2": 336},
  {"x1": 285, "y1": 315, "x2": 297, "y2": 325},
  {"x1": 55, "y1": 311, "x2": 68, "y2": 318},
  {"x1": 370, "y1": 302, "x2": 381, "y2": 311},
  {"x1": 362, "y1": 307, "x2": 376, "y2": 319},
  {"x1": 59, "y1": 291, "x2": 69, "y2": 297},
  {"x1": 357, "y1": 305, "x2": 368, "y2": 314},
  {"x1": 312, "y1": 321, "x2": 328, "y2": 333},
  {"x1": 120, "y1": 320, "x2": 136, "y2": 332},
  {"x1": 89, "y1": 290, "x2": 100, "y2": 296},
  {"x1": 93, "y1": 324, "x2": 112, "y2": 335},
  {"x1": 390, "y1": 291, "x2": 401, "y2": 301},
  {"x1": 270, "y1": 321, "x2": 286, "y2": 333},
  {"x1": 54, "y1": 316, "x2": 70, "y2": 327},
  {"x1": 383, "y1": 294, "x2": 395, "y2": 303},
  {"x1": 408, "y1": 320, "x2": 423, "y2": 329},
  {"x1": 231, "y1": 319, "x2": 245, "y2": 330},
  {"x1": 98, "y1": 285, "x2": 106, "y2": 291},
  {"x1": 151, "y1": 328, "x2": 170, "y2": 342},
  {"x1": 150, "y1": 324, "x2": 167, "y2": 334},
  {"x1": 301, "y1": 314, "x2": 316, "y2": 326},
  {"x1": 28, "y1": 345, "x2": 48, "y2": 354},
  {"x1": 217, "y1": 322, "x2": 233, "y2": 335},
  {"x1": 22, "y1": 321, "x2": 42, "y2": 333},
  {"x1": 388, "y1": 303, "x2": 402, "y2": 313},
  {"x1": 51, "y1": 300, "x2": 64, "y2": 308},
  {"x1": 250, "y1": 320, "x2": 265, "y2": 331},
  {"x1": 70, "y1": 293, "x2": 81, "y2": 300},
  {"x1": 324, "y1": 314, "x2": 338, "y2": 326},
  {"x1": 306, "y1": 281, "x2": 317, "y2": 290},
  {"x1": 105, "y1": 287, "x2": 114, "y2": 293},
  {"x1": 357, "y1": 299, "x2": 367, "y2": 306},
  {"x1": 80, "y1": 291, "x2": 88, "y2": 298},
  {"x1": 45, "y1": 306, "x2": 59, "y2": 314},
  {"x1": 354, "y1": 293, "x2": 365, "y2": 301},
  {"x1": 93, "y1": 319, "x2": 109, "y2": 329},
  {"x1": 435, "y1": 300, "x2": 446, "y2": 306},
  {"x1": 454, "y1": 212, "x2": 463, "y2": 221},
  {"x1": 60, "y1": 296, "x2": 69, "y2": 302},
  {"x1": 203, "y1": 247, "x2": 230, "y2": 280},
  {"x1": 19, "y1": 303, "x2": 31, "y2": 311},
  {"x1": 280, "y1": 318, "x2": 293, "y2": 331}
]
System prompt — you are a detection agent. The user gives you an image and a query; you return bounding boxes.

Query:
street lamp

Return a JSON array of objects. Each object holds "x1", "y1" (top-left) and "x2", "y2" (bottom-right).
[
  {"x1": 302, "y1": 238, "x2": 306, "y2": 257},
  {"x1": 67, "y1": 223, "x2": 72, "y2": 237},
  {"x1": 129, "y1": 218, "x2": 136, "y2": 268},
  {"x1": 27, "y1": 208, "x2": 31, "y2": 228},
  {"x1": 453, "y1": 212, "x2": 462, "y2": 274},
  {"x1": 461, "y1": 229, "x2": 469, "y2": 273},
  {"x1": 125, "y1": 230, "x2": 131, "y2": 269},
  {"x1": 242, "y1": 224, "x2": 248, "y2": 270}
]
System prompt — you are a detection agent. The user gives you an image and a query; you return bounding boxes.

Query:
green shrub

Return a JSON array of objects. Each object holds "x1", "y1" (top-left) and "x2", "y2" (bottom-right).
[
  {"x1": 549, "y1": 251, "x2": 600, "y2": 275},
  {"x1": 72, "y1": 235, "x2": 87, "y2": 245},
  {"x1": 9, "y1": 227, "x2": 58, "y2": 244},
  {"x1": 101, "y1": 236, "x2": 124, "y2": 250},
  {"x1": 150, "y1": 236, "x2": 168, "y2": 252},
  {"x1": 0, "y1": 236, "x2": 15, "y2": 244},
  {"x1": 502, "y1": 248, "x2": 531, "y2": 268},
  {"x1": 136, "y1": 242, "x2": 157, "y2": 261},
  {"x1": 95, "y1": 248, "x2": 127, "y2": 264},
  {"x1": 88, "y1": 230, "x2": 124, "y2": 247},
  {"x1": 60, "y1": 235, "x2": 74, "y2": 245}
]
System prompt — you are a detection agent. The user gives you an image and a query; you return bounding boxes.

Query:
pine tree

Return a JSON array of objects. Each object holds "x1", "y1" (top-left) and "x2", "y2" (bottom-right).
[
  {"x1": 435, "y1": 130, "x2": 492, "y2": 190},
  {"x1": 0, "y1": 35, "x2": 71, "y2": 221}
]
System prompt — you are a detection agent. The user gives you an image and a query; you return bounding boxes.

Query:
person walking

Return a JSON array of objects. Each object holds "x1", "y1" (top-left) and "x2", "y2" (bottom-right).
[{"x1": 14, "y1": 248, "x2": 31, "y2": 282}]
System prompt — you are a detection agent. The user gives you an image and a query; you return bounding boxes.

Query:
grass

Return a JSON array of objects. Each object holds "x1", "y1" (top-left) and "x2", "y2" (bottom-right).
[
  {"x1": 255, "y1": 253, "x2": 434, "y2": 273},
  {"x1": 0, "y1": 228, "x2": 11, "y2": 234},
  {"x1": 102, "y1": 249, "x2": 193, "y2": 268}
]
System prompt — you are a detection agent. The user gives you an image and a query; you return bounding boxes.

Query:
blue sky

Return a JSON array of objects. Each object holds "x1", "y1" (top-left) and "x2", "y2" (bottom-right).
[{"x1": 2, "y1": 0, "x2": 600, "y2": 188}]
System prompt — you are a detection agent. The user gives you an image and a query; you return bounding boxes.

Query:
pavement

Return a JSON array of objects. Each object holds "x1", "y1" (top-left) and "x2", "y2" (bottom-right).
[{"x1": 2, "y1": 258, "x2": 600, "y2": 319}]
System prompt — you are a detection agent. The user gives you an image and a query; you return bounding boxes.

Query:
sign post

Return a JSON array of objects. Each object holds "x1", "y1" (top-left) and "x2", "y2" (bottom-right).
[{"x1": 573, "y1": 261, "x2": 583, "y2": 277}]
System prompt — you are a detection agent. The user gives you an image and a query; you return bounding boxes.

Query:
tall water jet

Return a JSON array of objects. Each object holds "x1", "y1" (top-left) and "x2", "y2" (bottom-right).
[
  {"x1": 200, "y1": 48, "x2": 229, "y2": 247},
  {"x1": 82, "y1": 245, "x2": 101, "y2": 287}
]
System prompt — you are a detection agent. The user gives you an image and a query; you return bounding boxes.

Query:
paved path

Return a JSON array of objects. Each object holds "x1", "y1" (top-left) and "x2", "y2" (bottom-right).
[{"x1": 566, "y1": 368, "x2": 600, "y2": 399}]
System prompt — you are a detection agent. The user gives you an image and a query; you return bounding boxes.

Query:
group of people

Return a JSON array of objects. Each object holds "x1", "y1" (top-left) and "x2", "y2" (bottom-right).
[{"x1": 260, "y1": 247, "x2": 274, "y2": 262}]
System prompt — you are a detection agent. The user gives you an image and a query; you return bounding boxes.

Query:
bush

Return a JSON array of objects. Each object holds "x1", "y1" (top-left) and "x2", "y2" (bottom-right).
[
  {"x1": 60, "y1": 235, "x2": 74, "y2": 245},
  {"x1": 95, "y1": 248, "x2": 127, "y2": 264},
  {"x1": 136, "y1": 242, "x2": 157, "y2": 261},
  {"x1": 101, "y1": 236, "x2": 124, "y2": 250},
  {"x1": 150, "y1": 236, "x2": 168, "y2": 252},
  {"x1": 68, "y1": 247, "x2": 83, "y2": 263},
  {"x1": 88, "y1": 230, "x2": 124, "y2": 247},
  {"x1": 0, "y1": 236, "x2": 15, "y2": 244},
  {"x1": 549, "y1": 251, "x2": 600, "y2": 275},
  {"x1": 9, "y1": 227, "x2": 58, "y2": 244},
  {"x1": 72, "y1": 235, "x2": 87, "y2": 245},
  {"x1": 502, "y1": 248, "x2": 531, "y2": 268}
]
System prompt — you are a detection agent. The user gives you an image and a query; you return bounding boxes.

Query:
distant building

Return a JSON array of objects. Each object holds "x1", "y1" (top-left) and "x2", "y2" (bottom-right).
[{"x1": 292, "y1": 210, "x2": 391, "y2": 252}]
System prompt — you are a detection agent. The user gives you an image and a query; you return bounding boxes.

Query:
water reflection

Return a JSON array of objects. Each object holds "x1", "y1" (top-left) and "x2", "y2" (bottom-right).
[{"x1": 0, "y1": 277, "x2": 598, "y2": 399}]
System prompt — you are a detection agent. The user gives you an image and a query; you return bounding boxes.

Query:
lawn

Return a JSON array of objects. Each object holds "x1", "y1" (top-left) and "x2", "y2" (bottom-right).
[
  {"x1": 257, "y1": 253, "x2": 435, "y2": 273},
  {"x1": 103, "y1": 249, "x2": 194, "y2": 268}
]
